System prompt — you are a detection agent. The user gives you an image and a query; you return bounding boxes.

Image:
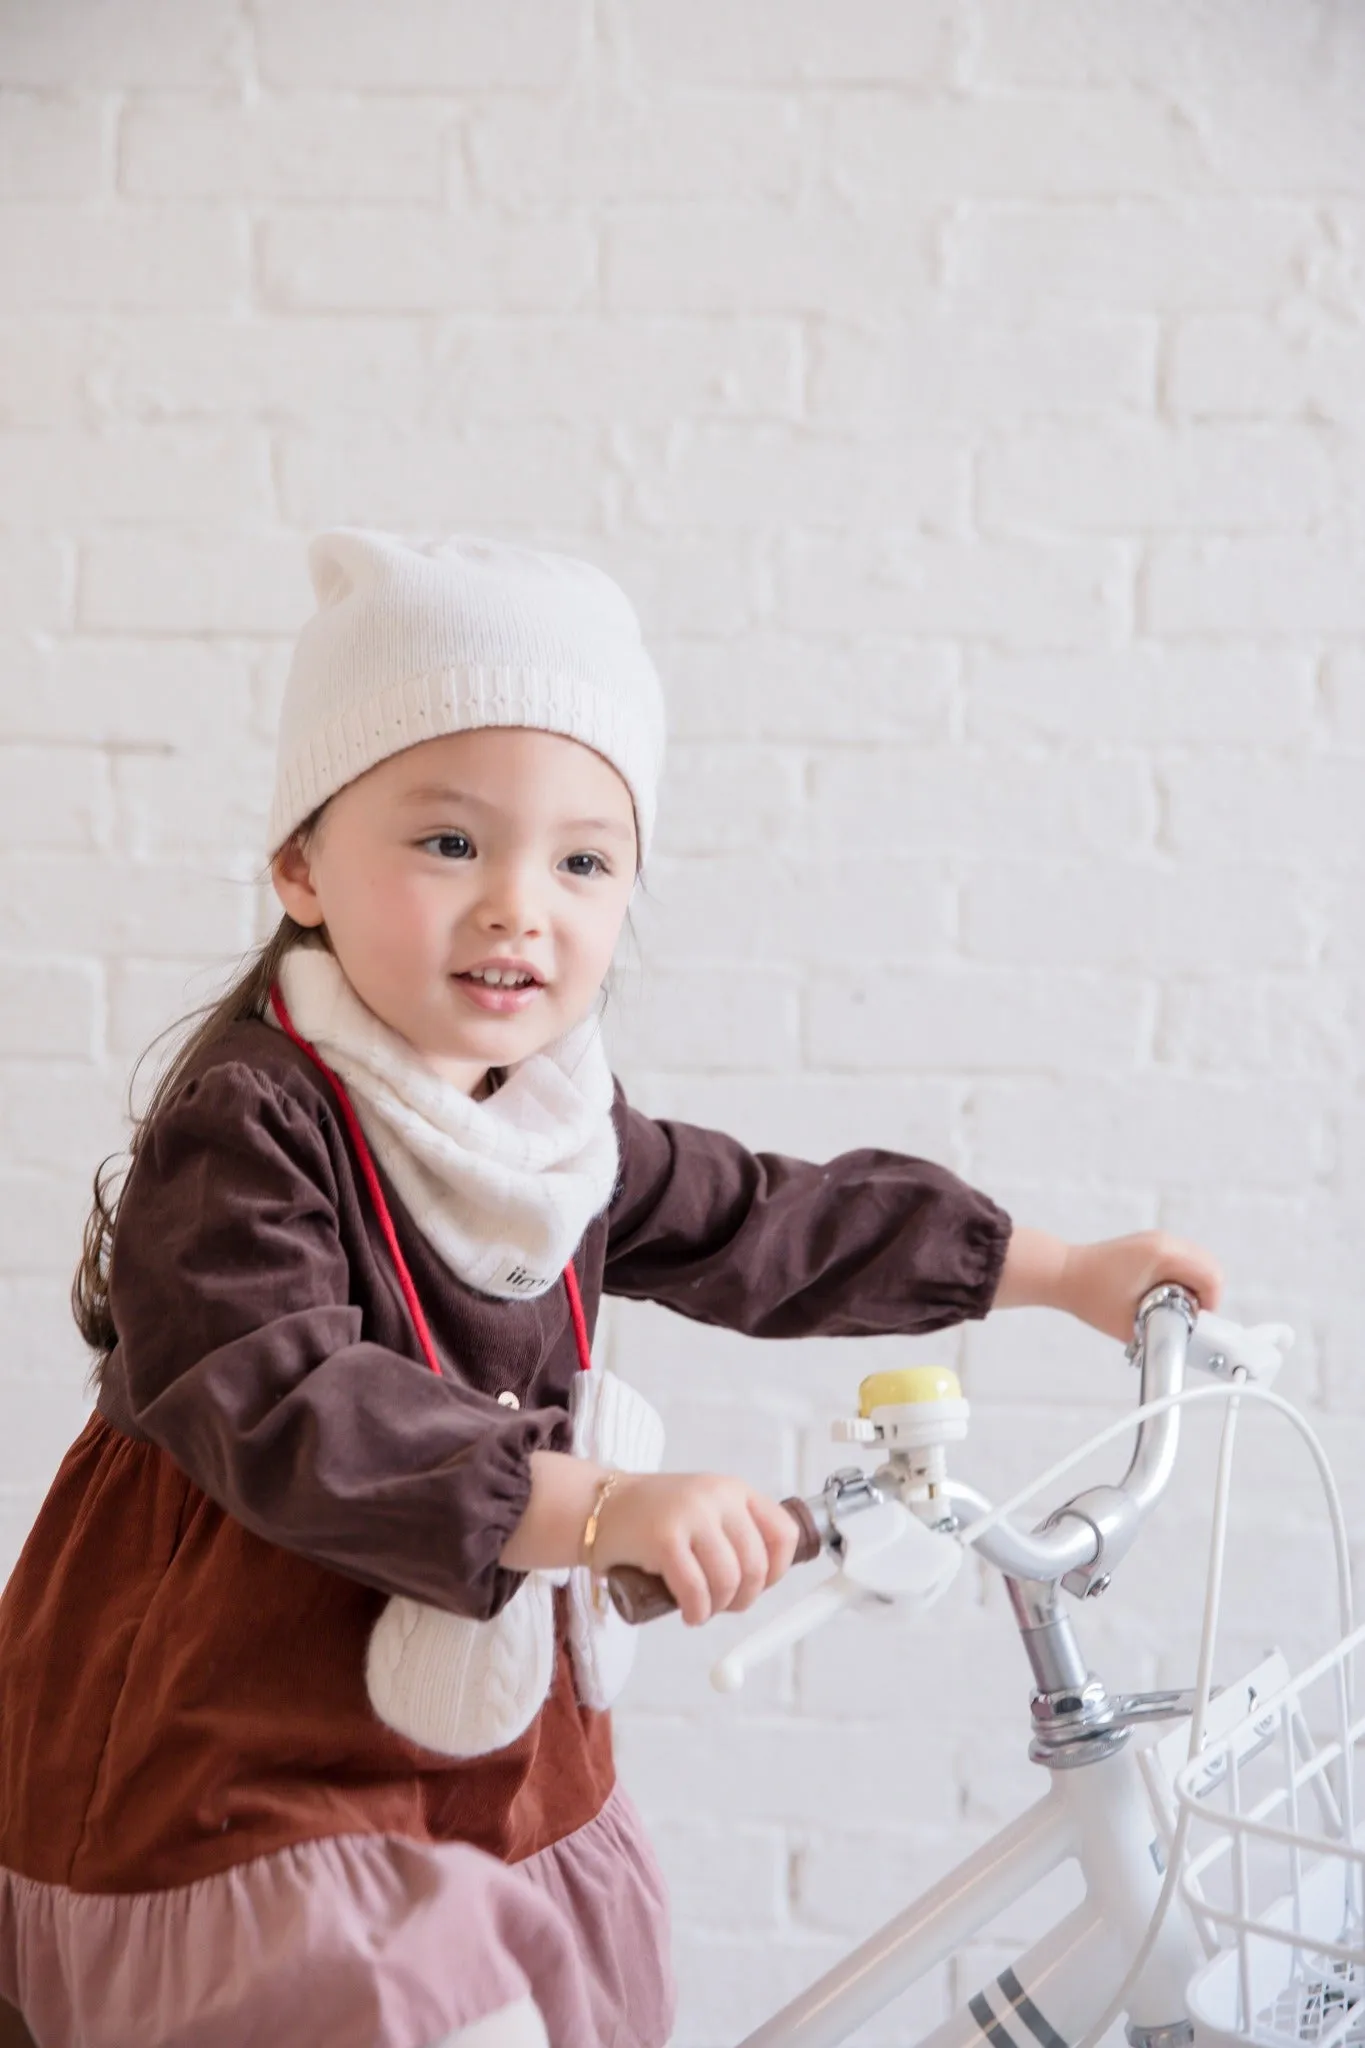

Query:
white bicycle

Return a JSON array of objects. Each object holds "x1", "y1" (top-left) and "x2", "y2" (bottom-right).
[{"x1": 609, "y1": 1286, "x2": 1360, "y2": 2048}]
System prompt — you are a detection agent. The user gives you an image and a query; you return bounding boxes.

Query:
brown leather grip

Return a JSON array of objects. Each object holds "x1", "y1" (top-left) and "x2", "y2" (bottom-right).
[{"x1": 605, "y1": 1495, "x2": 823, "y2": 1626}]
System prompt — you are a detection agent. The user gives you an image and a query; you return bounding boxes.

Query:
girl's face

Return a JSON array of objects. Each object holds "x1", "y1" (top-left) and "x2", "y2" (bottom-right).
[{"x1": 271, "y1": 727, "x2": 638, "y2": 1093}]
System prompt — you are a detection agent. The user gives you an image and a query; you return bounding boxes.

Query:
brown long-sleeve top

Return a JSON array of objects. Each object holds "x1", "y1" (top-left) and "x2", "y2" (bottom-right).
[{"x1": 0, "y1": 1020, "x2": 1010, "y2": 1896}]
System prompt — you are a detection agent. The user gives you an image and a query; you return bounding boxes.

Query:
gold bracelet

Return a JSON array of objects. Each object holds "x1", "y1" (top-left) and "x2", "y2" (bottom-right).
[{"x1": 580, "y1": 1471, "x2": 624, "y2": 1574}]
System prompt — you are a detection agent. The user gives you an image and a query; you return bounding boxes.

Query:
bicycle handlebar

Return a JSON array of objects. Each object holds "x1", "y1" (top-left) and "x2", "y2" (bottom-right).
[
  {"x1": 954, "y1": 1281, "x2": 1198, "y2": 1587},
  {"x1": 605, "y1": 1282, "x2": 1201, "y2": 1626}
]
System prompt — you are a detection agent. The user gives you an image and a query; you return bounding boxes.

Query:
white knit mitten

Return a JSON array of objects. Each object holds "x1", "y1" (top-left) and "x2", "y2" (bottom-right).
[
  {"x1": 566, "y1": 1367, "x2": 666, "y2": 1710},
  {"x1": 363, "y1": 1368, "x2": 665, "y2": 1748},
  {"x1": 365, "y1": 1571, "x2": 556, "y2": 1758}
]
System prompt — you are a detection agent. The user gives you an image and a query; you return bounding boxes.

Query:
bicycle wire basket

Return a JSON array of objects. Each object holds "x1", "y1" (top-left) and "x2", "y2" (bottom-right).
[{"x1": 1175, "y1": 1622, "x2": 1365, "y2": 2048}]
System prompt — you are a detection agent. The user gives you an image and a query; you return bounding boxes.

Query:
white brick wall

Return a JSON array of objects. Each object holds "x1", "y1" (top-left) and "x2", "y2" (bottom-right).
[{"x1": 3, "y1": 3, "x2": 1364, "y2": 2040}]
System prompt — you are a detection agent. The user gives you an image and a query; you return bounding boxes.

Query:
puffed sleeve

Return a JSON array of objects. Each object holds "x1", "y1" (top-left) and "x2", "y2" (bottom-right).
[
  {"x1": 100, "y1": 1061, "x2": 554, "y2": 1619},
  {"x1": 603, "y1": 1084, "x2": 1011, "y2": 1337}
]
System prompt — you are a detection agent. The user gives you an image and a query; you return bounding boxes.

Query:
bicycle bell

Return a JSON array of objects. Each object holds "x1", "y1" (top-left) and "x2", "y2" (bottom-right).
[{"x1": 833, "y1": 1365, "x2": 970, "y2": 1501}]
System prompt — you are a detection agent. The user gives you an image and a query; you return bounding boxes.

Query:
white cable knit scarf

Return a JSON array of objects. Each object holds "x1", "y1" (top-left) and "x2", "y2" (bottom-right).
[{"x1": 269, "y1": 945, "x2": 619, "y2": 1300}]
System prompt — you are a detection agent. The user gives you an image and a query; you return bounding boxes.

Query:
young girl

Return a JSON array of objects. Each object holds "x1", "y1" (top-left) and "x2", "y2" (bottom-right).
[{"x1": 0, "y1": 530, "x2": 1221, "y2": 2048}]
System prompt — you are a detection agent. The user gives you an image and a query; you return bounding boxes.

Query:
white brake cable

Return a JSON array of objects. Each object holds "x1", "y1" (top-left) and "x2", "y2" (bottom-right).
[
  {"x1": 1186, "y1": 1375, "x2": 1246, "y2": 1765},
  {"x1": 954, "y1": 1380, "x2": 1353, "y2": 1643},
  {"x1": 1070, "y1": 1371, "x2": 1246, "y2": 2048},
  {"x1": 949, "y1": 1373, "x2": 1352, "y2": 2048}
]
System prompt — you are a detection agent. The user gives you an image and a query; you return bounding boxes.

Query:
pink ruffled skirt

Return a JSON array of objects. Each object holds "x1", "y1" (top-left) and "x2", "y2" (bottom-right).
[{"x1": 0, "y1": 1786, "x2": 672, "y2": 2048}]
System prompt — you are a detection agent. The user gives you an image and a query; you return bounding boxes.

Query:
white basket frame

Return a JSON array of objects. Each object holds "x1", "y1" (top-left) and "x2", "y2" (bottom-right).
[{"x1": 1174, "y1": 1622, "x2": 1365, "y2": 2048}]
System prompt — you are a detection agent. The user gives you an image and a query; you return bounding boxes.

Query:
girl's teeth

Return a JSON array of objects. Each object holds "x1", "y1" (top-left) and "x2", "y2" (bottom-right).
[{"x1": 469, "y1": 969, "x2": 532, "y2": 987}]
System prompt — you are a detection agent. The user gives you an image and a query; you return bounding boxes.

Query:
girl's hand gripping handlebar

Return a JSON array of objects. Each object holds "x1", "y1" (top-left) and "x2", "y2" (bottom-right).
[{"x1": 606, "y1": 1496, "x2": 825, "y2": 1625}]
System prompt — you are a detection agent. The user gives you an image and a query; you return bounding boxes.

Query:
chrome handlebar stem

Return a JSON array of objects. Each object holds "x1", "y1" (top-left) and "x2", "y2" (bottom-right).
[{"x1": 980, "y1": 1284, "x2": 1201, "y2": 1768}]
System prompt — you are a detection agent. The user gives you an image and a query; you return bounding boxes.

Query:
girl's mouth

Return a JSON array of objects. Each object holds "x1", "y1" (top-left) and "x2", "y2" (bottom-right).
[{"x1": 452, "y1": 973, "x2": 544, "y2": 1016}]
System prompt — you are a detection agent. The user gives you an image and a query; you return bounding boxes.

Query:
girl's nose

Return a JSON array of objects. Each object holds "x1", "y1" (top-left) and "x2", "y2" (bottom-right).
[{"x1": 475, "y1": 866, "x2": 543, "y2": 937}]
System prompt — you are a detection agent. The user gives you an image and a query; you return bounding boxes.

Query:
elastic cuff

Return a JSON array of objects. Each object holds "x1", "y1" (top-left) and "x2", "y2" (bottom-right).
[
  {"x1": 463, "y1": 1408, "x2": 559, "y2": 1621},
  {"x1": 969, "y1": 1201, "x2": 1015, "y2": 1319}
]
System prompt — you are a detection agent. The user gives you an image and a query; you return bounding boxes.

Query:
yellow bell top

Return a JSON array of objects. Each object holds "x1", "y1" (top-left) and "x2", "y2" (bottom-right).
[{"x1": 858, "y1": 1365, "x2": 963, "y2": 1417}]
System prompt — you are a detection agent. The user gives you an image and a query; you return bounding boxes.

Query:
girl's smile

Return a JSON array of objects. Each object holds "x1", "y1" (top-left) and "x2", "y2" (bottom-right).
[{"x1": 452, "y1": 961, "x2": 547, "y2": 1014}]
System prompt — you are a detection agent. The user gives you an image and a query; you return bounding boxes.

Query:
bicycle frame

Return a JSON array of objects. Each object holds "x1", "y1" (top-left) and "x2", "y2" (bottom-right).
[{"x1": 737, "y1": 1655, "x2": 1289, "y2": 2048}]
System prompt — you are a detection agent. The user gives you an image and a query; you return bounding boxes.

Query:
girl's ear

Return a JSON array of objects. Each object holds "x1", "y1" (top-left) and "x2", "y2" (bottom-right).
[{"x1": 270, "y1": 833, "x2": 325, "y2": 928}]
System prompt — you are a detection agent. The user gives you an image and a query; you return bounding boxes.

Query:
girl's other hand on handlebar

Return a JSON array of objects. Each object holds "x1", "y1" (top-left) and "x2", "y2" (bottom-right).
[
  {"x1": 591, "y1": 1473, "x2": 800, "y2": 1628},
  {"x1": 997, "y1": 1226, "x2": 1223, "y2": 1343}
]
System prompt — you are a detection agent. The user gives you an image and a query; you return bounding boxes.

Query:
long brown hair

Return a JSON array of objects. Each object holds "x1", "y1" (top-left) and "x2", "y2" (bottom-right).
[{"x1": 71, "y1": 909, "x2": 316, "y2": 1368}]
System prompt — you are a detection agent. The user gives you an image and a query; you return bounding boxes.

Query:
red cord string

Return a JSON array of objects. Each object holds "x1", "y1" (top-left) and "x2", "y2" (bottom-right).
[
  {"x1": 562, "y1": 1259, "x2": 591, "y2": 1375},
  {"x1": 267, "y1": 980, "x2": 591, "y2": 1380}
]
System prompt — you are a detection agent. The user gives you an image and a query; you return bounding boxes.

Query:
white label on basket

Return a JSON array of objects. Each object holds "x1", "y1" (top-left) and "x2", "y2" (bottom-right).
[
  {"x1": 1181, "y1": 1704, "x2": 1280, "y2": 1802},
  {"x1": 1151, "y1": 1651, "x2": 1290, "y2": 1791}
]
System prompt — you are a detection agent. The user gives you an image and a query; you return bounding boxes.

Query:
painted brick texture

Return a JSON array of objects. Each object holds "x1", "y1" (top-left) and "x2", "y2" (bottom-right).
[{"x1": 2, "y1": 3, "x2": 1364, "y2": 2040}]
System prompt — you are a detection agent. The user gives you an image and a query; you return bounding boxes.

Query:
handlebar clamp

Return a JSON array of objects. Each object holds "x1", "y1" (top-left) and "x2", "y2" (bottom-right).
[{"x1": 1047, "y1": 1483, "x2": 1143, "y2": 1599}]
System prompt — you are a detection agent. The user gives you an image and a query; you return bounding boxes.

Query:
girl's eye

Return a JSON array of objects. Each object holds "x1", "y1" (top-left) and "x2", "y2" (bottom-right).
[
  {"x1": 562, "y1": 852, "x2": 608, "y2": 878},
  {"x1": 421, "y1": 833, "x2": 473, "y2": 860}
]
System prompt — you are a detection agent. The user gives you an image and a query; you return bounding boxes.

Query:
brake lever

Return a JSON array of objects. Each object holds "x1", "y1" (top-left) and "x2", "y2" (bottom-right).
[
  {"x1": 709, "y1": 1498, "x2": 964, "y2": 1693},
  {"x1": 1186, "y1": 1309, "x2": 1293, "y2": 1386},
  {"x1": 1127, "y1": 1307, "x2": 1293, "y2": 1388}
]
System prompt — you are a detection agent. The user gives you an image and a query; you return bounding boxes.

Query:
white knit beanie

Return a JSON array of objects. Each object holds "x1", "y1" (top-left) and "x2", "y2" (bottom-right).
[{"x1": 268, "y1": 529, "x2": 667, "y2": 861}]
